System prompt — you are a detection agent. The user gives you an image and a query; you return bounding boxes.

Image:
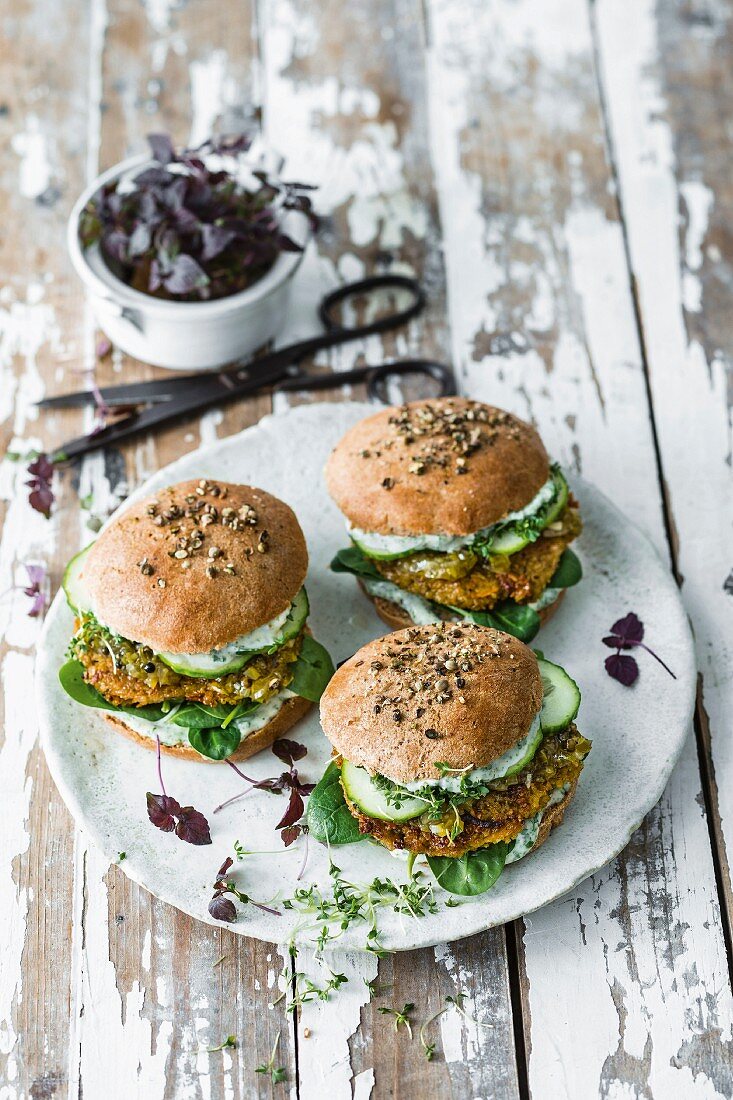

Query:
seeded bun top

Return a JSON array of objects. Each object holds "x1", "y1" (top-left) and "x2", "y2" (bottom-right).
[
  {"x1": 319, "y1": 622, "x2": 543, "y2": 785},
  {"x1": 324, "y1": 398, "x2": 550, "y2": 537},
  {"x1": 82, "y1": 479, "x2": 308, "y2": 654}
]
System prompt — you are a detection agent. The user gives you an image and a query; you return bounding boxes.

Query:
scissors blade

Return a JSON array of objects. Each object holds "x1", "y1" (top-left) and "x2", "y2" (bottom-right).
[{"x1": 50, "y1": 359, "x2": 289, "y2": 462}]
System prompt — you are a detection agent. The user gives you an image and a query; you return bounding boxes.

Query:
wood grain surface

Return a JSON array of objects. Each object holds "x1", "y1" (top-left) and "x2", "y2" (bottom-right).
[{"x1": 0, "y1": 1, "x2": 731, "y2": 1098}]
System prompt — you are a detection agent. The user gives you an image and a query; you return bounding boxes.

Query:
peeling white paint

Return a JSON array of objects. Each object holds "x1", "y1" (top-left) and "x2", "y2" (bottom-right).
[
  {"x1": 680, "y1": 180, "x2": 713, "y2": 313},
  {"x1": 291, "y1": 948, "x2": 377, "y2": 1100},
  {"x1": 10, "y1": 115, "x2": 51, "y2": 199}
]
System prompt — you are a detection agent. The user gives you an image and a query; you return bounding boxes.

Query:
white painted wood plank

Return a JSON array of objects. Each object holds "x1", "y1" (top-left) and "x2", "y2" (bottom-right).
[
  {"x1": 595, "y1": 0, "x2": 733, "y2": 901},
  {"x1": 425, "y1": 0, "x2": 733, "y2": 1096}
]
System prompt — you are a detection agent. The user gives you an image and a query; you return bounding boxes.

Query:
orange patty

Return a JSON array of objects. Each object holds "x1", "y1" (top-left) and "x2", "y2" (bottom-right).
[
  {"x1": 342, "y1": 724, "x2": 590, "y2": 857},
  {"x1": 73, "y1": 631, "x2": 301, "y2": 709},
  {"x1": 373, "y1": 504, "x2": 581, "y2": 611}
]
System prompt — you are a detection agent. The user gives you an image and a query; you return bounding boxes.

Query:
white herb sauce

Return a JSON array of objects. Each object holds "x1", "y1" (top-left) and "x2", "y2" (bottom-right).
[
  {"x1": 384, "y1": 712, "x2": 543, "y2": 793},
  {"x1": 156, "y1": 600, "x2": 296, "y2": 672},
  {"x1": 349, "y1": 472, "x2": 558, "y2": 556},
  {"x1": 114, "y1": 688, "x2": 296, "y2": 748},
  {"x1": 506, "y1": 783, "x2": 571, "y2": 864}
]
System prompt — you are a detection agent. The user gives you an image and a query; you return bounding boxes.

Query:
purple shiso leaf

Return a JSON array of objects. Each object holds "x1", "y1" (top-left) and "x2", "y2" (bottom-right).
[
  {"x1": 175, "y1": 806, "x2": 212, "y2": 846},
  {"x1": 146, "y1": 792, "x2": 180, "y2": 832},
  {"x1": 280, "y1": 825, "x2": 301, "y2": 848},
  {"x1": 27, "y1": 454, "x2": 54, "y2": 481},
  {"x1": 148, "y1": 259, "x2": 162, "y2": 292},
  {"x1": 208, "y1": 895, "x2": 237, "y2": 922},
  {"x1": 103, "y1": 229, "x2": 130, "y2": 263},
  {"x1": 128, "y1": 222, "x2": 152, "y2": 258},
  {"x1": 162, "y1": 253, "x2": 209, "y2": 294},
  {"x1": 28, "y1": 486, "x2": 53, "y2": 519},
  {"x1": 148, "y1": 133, "x2": 176, "y2": 165},
  {"x1": 134, "y1": 167, "x2": 174, "y2": 188},
  {"x1": 271, "y1": 738, "x2": 307, "y2": 766},
  {"x1": 200, "y1": 223, "x2": 237, "y2": 261},
  {"x1": 25, "y1": 563, "x2": 46, "y2": 588},
  {"x1": 96, "y1": 335, "x2": 112, "y2": 358},
  {"x1": 276, "y1": 789, "x2": 304, "y2": 831},
  {"x1": 216, "y1": 856, "x2": 234, "y2": 878},
  {"x1": 610, "y1": 612, "x2": 644, "y2": 646},
  {"x1": 604, "y1": 653, "x2": 639, "y2": 687}
]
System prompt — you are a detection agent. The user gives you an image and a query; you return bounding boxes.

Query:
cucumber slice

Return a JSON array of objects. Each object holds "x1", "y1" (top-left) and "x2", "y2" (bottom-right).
[
  {"x1": 543, "y1": 469, "x2": 569, "y2": 526},
  {"x1": 62, "y1": 544, "x2": 94, "y2": 612},
  {"x1": 341, "y1": 760, "x2": 426, "y2": 822},
  {"x1": 486, "y1": 527, "x2": 532, "y2": 555},
  {"x1": 159, "y1": 588, "x2": 310, "y2": 679},
  {"x1": 538, "y1": 657, "x2": 580, "y2": 733},
  {"x1": 350, "y1": 535, "x2": 413, "y2": 561},
  {"x1": 502, "y1": 722, "x2": 544, "y2": 776}
]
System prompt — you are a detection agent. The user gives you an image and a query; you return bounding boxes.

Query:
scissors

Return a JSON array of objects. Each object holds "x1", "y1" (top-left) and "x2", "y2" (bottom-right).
[{"x1": 38, "y1": 274, "x2": 456, "y2": 462}]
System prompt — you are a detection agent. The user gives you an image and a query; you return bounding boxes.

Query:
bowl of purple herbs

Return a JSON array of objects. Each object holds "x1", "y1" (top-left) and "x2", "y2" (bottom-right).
[{"x1": 67, "y1": 133, "x2": 316, "y2": 370}]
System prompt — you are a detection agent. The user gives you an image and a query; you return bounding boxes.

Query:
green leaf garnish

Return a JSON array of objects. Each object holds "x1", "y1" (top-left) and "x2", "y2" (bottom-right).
[
  {"x1": 427, "y1": 843, "x2": 508, "y2": 896},
  {"x1": 306, "y1": 762, "x2": 365, "y2": 845},
  {"x1": 290, "y1": 635, "x2": 335, "y2": 702}
]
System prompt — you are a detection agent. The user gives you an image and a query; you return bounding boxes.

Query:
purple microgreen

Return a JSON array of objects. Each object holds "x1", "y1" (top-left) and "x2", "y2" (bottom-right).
[
  {"x1": 276, "y1": 788, "x2": 305, "y2": 831},
  {"x1": 271, "y1": 738, "x2": 308, "y2": 766},
  {"x1": 213, "y1": 742, "x2": 313, "y2": 847},
  {"x1": 146, "y1": 735, "x2": 212, "y2": 845},
  {"x1": 207, "y1": 849, "x2": 281, "y2": 923},
  {"x1": 26, "y1": 453, "x2": 55, "y2": 518},
  {"x1": 95, "y1": 335, "x2": 112, "y2": 359},
  {"x1": 79, "y1": 132, "x2": 317, "y2": 303},
  {"x1": 147, "y1": 132, "x2": 176, "y2": 165},
  {"x1": 603, "y1": 612, "x2": 676, "y2": 686},
  {"x1": 604, "y1": 653, "x2": 639, "y2": 687},
  {"x1": 23, "y1": 562, "x2": 49, "y2": 617}
]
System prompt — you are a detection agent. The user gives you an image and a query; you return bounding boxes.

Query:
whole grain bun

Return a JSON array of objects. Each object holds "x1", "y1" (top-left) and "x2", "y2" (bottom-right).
[
  {"x1": 325, "y1": 398, "x2": 549, "y2": 537},
  {"x1": 104, "y1": 693, "x2": 312, "y2": 762},
  {"x1": 363, "y1": 586, "x2": 566, "y2": 632},
  {"x1": 82, "y1": 479, "x2": 308, "y2": 653},
  {"x1": 319, "y1": 622, "x2": 543, "y2": 785}
]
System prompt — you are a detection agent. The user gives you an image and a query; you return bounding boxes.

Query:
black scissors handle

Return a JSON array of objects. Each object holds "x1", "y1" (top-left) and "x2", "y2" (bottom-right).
[{"x1": 275, "y1": 357, "x2": 456, "y2": 402}]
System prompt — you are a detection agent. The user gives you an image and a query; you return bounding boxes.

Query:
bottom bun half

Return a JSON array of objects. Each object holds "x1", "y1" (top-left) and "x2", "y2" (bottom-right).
[
  {"x1": 104, "y1": 693, "x2": 313, "y2": 763},
  {"x1": 358, "y1": 582, "x2": 566, "y2": 633}
]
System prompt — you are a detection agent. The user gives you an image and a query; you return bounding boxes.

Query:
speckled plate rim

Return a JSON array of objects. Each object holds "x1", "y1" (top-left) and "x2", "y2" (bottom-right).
[{"x1": 35, "y1": 401, "x2": 697, "y2": 952}]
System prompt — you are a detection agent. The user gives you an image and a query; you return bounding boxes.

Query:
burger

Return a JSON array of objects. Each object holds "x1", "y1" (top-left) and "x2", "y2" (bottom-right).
[
  {"x1": 326, "y1": 398, "x2": 582, "y2": 643},
  {"x1": 318, "y1": 622, "x2": 590, "y2": 895},
  {"x1": 59, "y1": 478, "x2": 334, "y2": 761}
]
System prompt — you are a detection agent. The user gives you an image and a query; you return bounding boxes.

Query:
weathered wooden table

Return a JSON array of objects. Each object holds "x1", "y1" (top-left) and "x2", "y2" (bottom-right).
[{"x1": 2, "y1": 0, "x2": 732, "y2": 1096}]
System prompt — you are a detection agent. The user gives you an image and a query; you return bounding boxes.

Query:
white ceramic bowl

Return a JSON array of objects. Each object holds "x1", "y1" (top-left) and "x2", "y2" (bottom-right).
[{"x1": 67, "y1": 155, "x2": 310, "y2": 371}]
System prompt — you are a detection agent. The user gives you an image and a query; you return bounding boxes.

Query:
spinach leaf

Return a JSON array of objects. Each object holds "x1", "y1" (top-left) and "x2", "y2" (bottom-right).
[
  {"x1": 58, "y1": 660, "x2": 169, "y2": 721},
  {"x1": 169, "y1": 700, "x2": 259, "y2": 729},
  {"x1": 290, "y1": 635, "x2": 335, "y2": 702},
  {"x1": 487, "y1": 602, "x2": 540, "y2": 641},
  {"x1": 549, "y1": 548, "x2": 582, "y2": 589},
  {"x1": 330, "y1": 546, "x2": 382, "y2": 580},
  {"x1": 444, "y1": 601, "x2": 540, "y2": 643},
  {"x1": 306, "y1": 761, "x2": 365, "y2": 845},
  {"x1": 427, "y1": 843, "x2": 508, "y2": 896},
  {"x1": 187, "y1": 725, "x2": 242, "y2": 761}
]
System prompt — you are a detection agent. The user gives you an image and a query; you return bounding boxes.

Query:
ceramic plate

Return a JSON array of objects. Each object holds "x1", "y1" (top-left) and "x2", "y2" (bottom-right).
[{"x1": 36, "y1": 402, "x2": 695, "y2": 951}]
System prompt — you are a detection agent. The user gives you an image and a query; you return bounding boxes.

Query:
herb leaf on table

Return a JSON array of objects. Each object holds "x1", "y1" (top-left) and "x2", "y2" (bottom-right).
[
  {"x1": 146, "y1": 735, "x2": 211, "y2": 845},
  {"x1": 602, "y1": 611, "x2": 676, "y2": 686}
]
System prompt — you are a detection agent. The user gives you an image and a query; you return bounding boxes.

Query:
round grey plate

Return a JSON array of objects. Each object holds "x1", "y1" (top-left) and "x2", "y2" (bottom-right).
[{"x1": 36, "y1": 402, "x2": 696, "y2": 952}]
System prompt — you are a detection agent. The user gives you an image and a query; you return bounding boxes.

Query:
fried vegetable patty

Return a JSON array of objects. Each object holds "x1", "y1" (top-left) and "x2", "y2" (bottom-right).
[
  {"x1": 342, "y1": 724, "x2": 590, "y2": 857},
  {"x1": 70, "y1": 615, "x2": 301, "y2": 708},
  {"x1": 373, "y1": 504, "x2": 582, "y2": 611}
]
